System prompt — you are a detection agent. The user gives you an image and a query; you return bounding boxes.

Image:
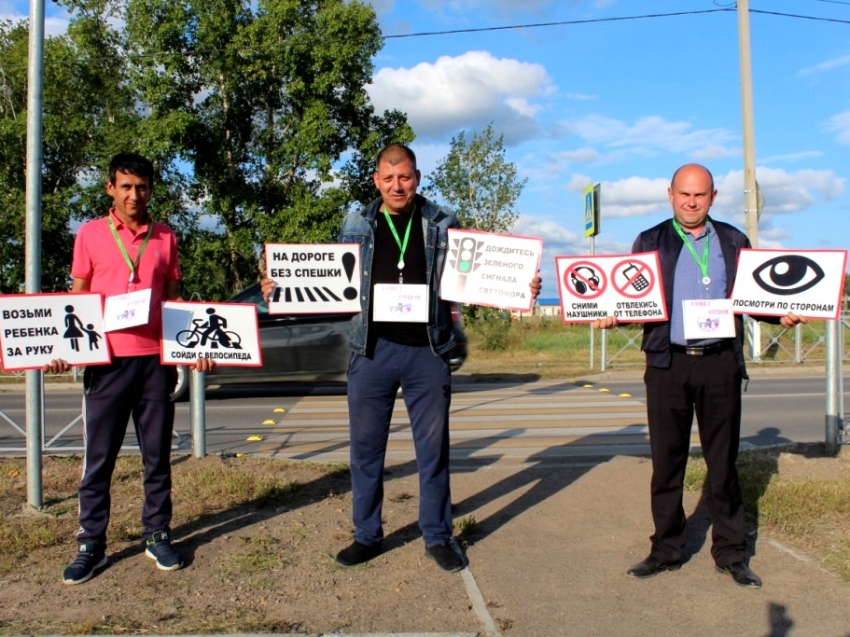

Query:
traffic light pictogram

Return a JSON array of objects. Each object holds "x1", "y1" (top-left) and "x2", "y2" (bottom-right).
[{"x1": 450, "y1": 237, "x2": 484, "y2": 292}]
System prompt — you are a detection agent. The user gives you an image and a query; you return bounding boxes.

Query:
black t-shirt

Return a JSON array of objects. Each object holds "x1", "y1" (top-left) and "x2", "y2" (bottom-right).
[{"x1": 370, "y1": 206, "x2": 430, "y2": 347}]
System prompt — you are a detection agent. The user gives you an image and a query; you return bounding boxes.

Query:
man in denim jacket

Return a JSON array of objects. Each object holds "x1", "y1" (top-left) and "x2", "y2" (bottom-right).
[{"x1": 334, "y1": 143, "x2": 539, "y2": 573}]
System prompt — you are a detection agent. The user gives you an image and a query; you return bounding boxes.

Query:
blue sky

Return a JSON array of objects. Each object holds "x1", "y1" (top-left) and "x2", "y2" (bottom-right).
[
  {"x1": 7, "y1": 0, "x2": 850, "y2": 295},
  {"x1": 366, "y1": 0, "x2": 850, "y2": 294}
]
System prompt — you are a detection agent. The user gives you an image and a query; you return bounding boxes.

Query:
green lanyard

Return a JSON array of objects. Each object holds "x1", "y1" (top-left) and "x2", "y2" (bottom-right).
[
  {"x1": 108, "y1": 214, "x2": 153, "y2": 284},
  {"x1": 382, "y1": 206, "x2": 415, "y2": 275},
  {"x1": 672, "y1": 218, "x2": 711, "y2": 285}
]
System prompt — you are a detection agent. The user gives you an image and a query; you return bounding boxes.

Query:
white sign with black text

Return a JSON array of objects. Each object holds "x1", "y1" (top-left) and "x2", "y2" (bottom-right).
[
  {"x1": 161, "y1": 301, "x2": 262, "y2": 367},
  {"x1": 554, "y1": 252, "x2": 668, "y2": 323},
  {"x1": 438, "y1": 229, "x2": 543, "y2": 311},
  {"x1": 730, "y1": 249, "x2": 848, "y2": 320},
  {"x1": 0, "y1": 293, "x2": 109, "y2": 371},
  {"x1": 265, "y1": 243, "x2": 361, "y2": 314}
]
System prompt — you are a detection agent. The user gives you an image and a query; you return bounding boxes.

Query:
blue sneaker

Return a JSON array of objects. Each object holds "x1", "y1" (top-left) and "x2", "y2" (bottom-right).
[
  {"x1": 145, "y1": 530, "x2": 184, "y2": 571},
  {"x1": 63, "y1": 543, "x2": 107, "y2": 585}
]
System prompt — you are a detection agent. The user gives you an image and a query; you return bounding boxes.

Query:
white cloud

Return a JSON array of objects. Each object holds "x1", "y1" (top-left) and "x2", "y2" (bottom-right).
[
  {"x1": 369, "y1": 0, "x2": 396, "y2": 15},
  {"x1": 0, "y1": 12, "x2": 70, "y2": 37},
  {"x1": 597, "y1": 176, "x2": 669, "y2": 218},
  {"x1": 367, "y1": 50, "x2": 554, "y2": 144},
  {"x1": 566, "y1": 173, "x2": 592, "y2": 193},
  {"x1": 549, "y1": 148, "x2": 601, "y2": 165},
  {"x1": 561, "y1": 114, "x2": 738, "y2": 159},
  {"x1": 712, "y1": 168, "x2": 845, "y2": 232},
  {"x1": 418, "y1": 0, "x2": 556, "y2": 12},
  {"x1": 760, "y1": 151, "x2": 823, "y2": 164},
  {"x1": 691, "y1": 145, "x2": 741, "y2": 161},
  {"x1": 555, "y1": 167, "x2": 845, "y2": 225},
  {"x1": 797, "y1": 54, "x2": 850, "y2": 76},
  {"x1": 564, "y1": 92, "x2": 597, "y2": 101},
  {"x1": 825, "y1": 110, "x2": 850, "y2": 145}
]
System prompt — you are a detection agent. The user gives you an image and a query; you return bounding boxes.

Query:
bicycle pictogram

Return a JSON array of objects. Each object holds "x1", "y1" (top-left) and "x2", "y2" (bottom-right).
[{"x1": 176, "y1": 309, "x2": 242, "y2": 350}]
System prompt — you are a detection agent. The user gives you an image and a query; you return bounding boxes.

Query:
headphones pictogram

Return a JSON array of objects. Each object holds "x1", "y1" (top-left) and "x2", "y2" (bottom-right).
[{"x1": 570, "y1": 266, "x2": 601, "y2": 295}]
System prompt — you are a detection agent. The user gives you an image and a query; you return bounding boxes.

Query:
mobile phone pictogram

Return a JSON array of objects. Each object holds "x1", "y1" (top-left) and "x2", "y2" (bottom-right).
[{"x1": 623, "y1": 263, "x2": 649, "y2": 291}]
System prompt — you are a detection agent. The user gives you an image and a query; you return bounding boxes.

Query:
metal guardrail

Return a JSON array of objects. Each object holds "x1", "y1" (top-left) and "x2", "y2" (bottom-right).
[
  {"x1": 0, "y1": 374, "x2": 191, "y2": 454},
  {"x1": 2, "y1": 315, "x2": 848, "y2": 454},
  {"x1": 601, "y1": 312, "x2": 850, "y2": 368}
]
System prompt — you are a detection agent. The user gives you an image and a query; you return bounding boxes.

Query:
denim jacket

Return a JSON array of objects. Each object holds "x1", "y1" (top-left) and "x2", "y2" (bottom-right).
[{"x1": 339, "y1": 194, "x2": 459, "y2": 357}]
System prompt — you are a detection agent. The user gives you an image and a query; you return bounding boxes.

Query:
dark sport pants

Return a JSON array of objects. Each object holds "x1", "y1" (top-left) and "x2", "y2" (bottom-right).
[
  {"x1": 77, "y1": 355, "x2": 176, "y2": 546},
  {"x1": 346, "y1": 338, "x2": 453, "y2": 547},
  {"x1": 644, "y1": 347, "x2": 747, "y2": 567}
]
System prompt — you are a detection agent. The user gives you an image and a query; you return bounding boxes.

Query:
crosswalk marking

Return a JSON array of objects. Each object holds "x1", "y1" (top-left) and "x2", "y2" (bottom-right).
[{"x1": 255, "y1": 381, "x2": 702, "y2": 461}]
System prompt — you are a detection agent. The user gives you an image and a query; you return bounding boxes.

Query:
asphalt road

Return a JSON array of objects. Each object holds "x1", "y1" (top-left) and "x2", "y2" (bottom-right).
[{"x1": 0, "y1": 373, "x2": 845, "y2": 457}]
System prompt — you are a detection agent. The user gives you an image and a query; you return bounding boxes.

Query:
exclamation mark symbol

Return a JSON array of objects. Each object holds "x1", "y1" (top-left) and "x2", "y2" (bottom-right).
[{"x1": 342, "y1": 252, "x2": 358, "y2": 300}]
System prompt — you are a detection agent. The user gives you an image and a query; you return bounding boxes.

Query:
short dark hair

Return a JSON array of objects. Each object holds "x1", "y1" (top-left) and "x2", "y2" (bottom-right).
[
  {"x1": 108, "y1": 153, "x2": 154, "y2": 187},
  {"x1": 376, "y1": 144, "x2": 417, "y2": 171}
]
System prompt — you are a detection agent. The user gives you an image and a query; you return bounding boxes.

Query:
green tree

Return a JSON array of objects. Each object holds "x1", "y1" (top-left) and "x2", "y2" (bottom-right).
[
  {"x1": 0, "y1": 14, "x2": 142, "y2": 293},
  {"x1": 121, "y1": 0, "x2": 413, "y2": 298},
  {"x1": 423, "y1": 123, "x2": 527, "y2": 233}
]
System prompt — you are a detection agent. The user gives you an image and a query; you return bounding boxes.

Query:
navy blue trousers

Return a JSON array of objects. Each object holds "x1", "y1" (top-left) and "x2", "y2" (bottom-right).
[
  {"x1": 347, "y1": 339, "x2": 453, "y2": 547},
  {"x1": 78, "y1": 356, "x2": 176, "y2": 546},
  {"x1": 644, "y1": 348, "x2": 746, "y2": 567}
]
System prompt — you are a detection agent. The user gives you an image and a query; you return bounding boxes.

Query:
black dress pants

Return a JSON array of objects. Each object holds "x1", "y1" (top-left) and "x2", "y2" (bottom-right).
[
  {"x1": 77, "y1": 355, "x2": 176, "y2": 546},
  {"x1": 644, "y1": 348, "x2": 746, "y2": 567}
]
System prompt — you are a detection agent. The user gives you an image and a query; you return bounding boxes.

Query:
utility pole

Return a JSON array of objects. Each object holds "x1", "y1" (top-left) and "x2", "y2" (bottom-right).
[
  {"x1": 25, "y1": 0, "x2": 46, "y2": 508},
  {"x1": 737, "y1": 0, "x2": 761, "y2": 358}
]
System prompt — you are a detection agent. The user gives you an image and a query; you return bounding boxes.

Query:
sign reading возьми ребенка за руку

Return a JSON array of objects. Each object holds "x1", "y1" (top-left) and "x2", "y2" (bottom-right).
[
  {"x1": 161, "y1": 301, "x2": 262, "y2": 366},
  {"x1": 0, "y1": 293, "x2": 110, "y2": 371},
  {"x1": 438, "y1": 229, "x2": 543, "y2": 312},
  {"x1": 265, "y1": 244, "x2": 361, "y2": 314},
  {"x1": 555, "y1": 252, "x2": 668, "y2": 323},
  {"x1": 730, "y1": 249, "x2": 848, "y2": 320}
]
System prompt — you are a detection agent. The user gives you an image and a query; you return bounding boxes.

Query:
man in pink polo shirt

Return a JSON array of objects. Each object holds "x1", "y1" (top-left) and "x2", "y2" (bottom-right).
[{"x1": 46, "y1": 153, "x2": 212, "y2": 585}]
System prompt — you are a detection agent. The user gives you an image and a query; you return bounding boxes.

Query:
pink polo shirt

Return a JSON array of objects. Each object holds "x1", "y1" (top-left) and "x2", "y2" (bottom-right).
[{"x1": 72, "y1": 209, "x2": 181, "y2": 357}]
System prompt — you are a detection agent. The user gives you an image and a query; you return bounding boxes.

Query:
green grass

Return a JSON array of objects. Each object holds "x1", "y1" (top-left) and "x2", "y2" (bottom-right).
[{"x1": 685, "y1": 447, "x2": 850, "y2": 580}]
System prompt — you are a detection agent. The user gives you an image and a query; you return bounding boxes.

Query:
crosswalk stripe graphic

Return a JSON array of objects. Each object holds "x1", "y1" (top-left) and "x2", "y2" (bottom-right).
[
  {"x1": 254, "y1": 381, "x2": 709, "y2": 463},
  {"x1": 273, "y1": 286, "x2": 344, "y2": 304}
]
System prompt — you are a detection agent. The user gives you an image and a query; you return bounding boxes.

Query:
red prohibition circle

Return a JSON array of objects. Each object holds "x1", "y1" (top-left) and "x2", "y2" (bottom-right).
[
  {"x1": 612, "y1": 258, "x2": 655, "y2": 299},
  {"x1": 563, "y1": 260, "x2": 607, "y2": 300}
]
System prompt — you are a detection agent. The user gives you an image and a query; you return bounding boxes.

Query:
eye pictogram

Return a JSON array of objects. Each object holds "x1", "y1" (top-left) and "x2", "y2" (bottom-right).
[{"x1": 752, "y1": 255, "x2": 824, "y2": 296}]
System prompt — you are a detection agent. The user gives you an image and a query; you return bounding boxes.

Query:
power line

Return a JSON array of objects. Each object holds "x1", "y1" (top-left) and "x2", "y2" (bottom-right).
[
  {"x1": 750, "y1": 8, "x2": 850, "y2": 24},
  {"x1": 1, "y1": 5, "x2": 848, "y2": 73},
  {"x1": 807, "y1": 0, "x2": 850, "y2": 7},
  {"x1": 382, "y1": 9, "x2": 733, "y2": 40}
]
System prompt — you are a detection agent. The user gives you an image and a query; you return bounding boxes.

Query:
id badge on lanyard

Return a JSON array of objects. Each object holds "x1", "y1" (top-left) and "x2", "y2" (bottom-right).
[
  {"x1": 104, "y1": 215, "x2": 154, "y2": 331},
  {"x1": 373, "y1": 284, "x2": 429, "y2": 323},
  {"x1": 103, "y1": 288, "x2": 152, "y2": 332}
]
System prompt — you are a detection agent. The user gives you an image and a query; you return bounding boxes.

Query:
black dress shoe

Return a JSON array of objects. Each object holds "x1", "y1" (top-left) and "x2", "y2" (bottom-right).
[
  {"x1": 335, "y1": 541, "x2": 382, "y2": 567},
  {"x1": 425, "y1": 540, "x2": 465, "y2": 573},
  {"x1": 626, "y1": 555, "x2": 682, "y2": 579},
  {"x1": 716, "y1": 561, "x2": 762, "y2": 588}
]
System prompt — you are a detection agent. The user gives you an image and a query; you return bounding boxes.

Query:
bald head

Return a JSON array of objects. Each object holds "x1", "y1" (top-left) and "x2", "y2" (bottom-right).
[
  {"x1": 667, "y1": 163, "x2": 717, "y2": 234},
  {"x1": 671, "y1": 163, "x2": 714, "y2": 192}
]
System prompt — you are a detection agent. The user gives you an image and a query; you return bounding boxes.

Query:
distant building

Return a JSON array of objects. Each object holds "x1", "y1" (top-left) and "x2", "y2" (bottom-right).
[{"x1": 512, "y1": 297, "x2": 561, "y2": 320}]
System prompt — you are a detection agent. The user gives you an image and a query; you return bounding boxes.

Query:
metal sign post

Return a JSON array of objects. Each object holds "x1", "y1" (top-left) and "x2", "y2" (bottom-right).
[
  {"x1": 25, "y1": 0, "x2": 47, "y2": 509},
  {"x1": 583, "y1": 184, "x2": 601, "y2": 369}
]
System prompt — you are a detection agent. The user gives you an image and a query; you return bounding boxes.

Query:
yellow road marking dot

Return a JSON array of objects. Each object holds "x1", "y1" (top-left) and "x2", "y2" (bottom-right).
[
  {"x1": 273, "y1": 408, "x2": 286, "y2": 413},
  {"x1": 619, "y1": 393, "x2": 632, "y2": 398},
  {"x1": 582, "y1": 384, "x2": 593, "y2": 388},
  {"x1": 262, "y1": 419, "x2": 276, "y2": 425},
  {"x1": 598, "y1": 388, "x2": 610, "y2": 393},
  {"x1": 246, "y1": 435, "x2": 264, "y2": 442},
  {"x1": 236, "y1": 453, "x2": 246, "y2": 457}
]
